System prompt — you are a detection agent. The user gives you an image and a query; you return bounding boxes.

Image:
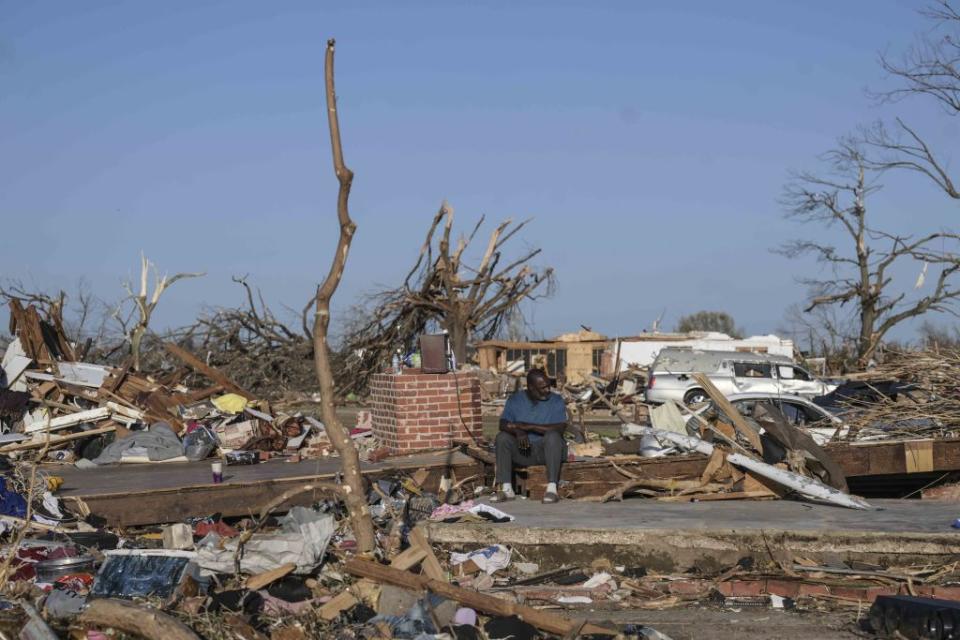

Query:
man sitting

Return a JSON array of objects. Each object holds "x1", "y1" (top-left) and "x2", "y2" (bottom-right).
[{"x1": 492, "y1": 368, "x2": 568, "y2": 504}]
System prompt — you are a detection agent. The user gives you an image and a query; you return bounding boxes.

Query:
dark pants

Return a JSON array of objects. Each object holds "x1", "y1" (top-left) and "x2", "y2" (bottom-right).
[{"x1": 495, "y1": 430, "x2": 566, "y2": 485}]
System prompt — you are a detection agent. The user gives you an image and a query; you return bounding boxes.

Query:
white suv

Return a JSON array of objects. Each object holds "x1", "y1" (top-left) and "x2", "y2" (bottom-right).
[{"x1": 644, "y1": 348, "x2": 835, "y2": 406}]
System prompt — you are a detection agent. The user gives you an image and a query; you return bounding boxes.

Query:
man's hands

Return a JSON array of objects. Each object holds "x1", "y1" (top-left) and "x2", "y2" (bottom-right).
[
  {"x1": 515, "y1": 430, "x2": 530, "y2": 452},
  {"x1": 506, "y1": 422, "x2": 531, "y2": 452}
]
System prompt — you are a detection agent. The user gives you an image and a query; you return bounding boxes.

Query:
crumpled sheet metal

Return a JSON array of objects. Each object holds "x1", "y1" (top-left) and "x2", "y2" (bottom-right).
[{"x1": 621, "y1": 422, "x2": 873, "y2": 510}]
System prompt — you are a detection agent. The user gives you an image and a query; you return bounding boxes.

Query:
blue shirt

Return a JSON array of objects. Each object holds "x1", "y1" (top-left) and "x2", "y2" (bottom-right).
[{"x1": 500, "y1": 391, "x2": 567, "y2": 443}]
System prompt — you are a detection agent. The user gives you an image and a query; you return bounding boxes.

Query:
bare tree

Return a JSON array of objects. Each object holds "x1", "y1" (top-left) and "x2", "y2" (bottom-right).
[
  {"x1": 866, "y1": 1, "x2": 960, "y2": 199},
  {"x1": 339, "y1": 203, "x2": 554, "y2": 395},
  {"x1": 778, "y1": 302, "x2": 861, "y2": 372},
  {"x1": 312, "y1": 39, "x2": 376, "y2": 553},
  {"x1": 118, "y1": 253, "x2": 204, "y2": 371},
  {"x1": 779, "y1": 140, "x2": 960, "y2": 365},
  {"x1": 173, "y1": 277, "x2": 316, "y2": 396}
]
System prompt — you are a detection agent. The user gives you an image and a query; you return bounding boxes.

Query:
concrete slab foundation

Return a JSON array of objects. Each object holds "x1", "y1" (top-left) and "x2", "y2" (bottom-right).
[{"x1": 424, "y1": 498, "x2": 960, "y2": 572}]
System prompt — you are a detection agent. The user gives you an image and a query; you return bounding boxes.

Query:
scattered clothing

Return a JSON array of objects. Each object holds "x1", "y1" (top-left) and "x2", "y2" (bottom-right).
[
  {"x1": 429, "y1": 500, "x2": 476, "y2": 520},
  {"x1": 0, "y1": 478, "x2": 27, "y2": 519},
  {"x1": 450, "y1": 544, "x2": 511, "y2": 575}
]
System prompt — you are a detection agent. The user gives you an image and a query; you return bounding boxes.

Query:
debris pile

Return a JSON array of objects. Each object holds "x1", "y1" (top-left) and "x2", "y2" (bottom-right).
[
  {"x1": 0, "y1": 302, "x2": 364, "y2": 467},
  {"x1": 584, "y1": 374, "x2": 870, "y2": 509},
  {"x1": 0, "y1": 451, "x2": 658, "y2": 639},
  {"x1": 826, "y1": 348, "x2": 960, "y2": 441}
]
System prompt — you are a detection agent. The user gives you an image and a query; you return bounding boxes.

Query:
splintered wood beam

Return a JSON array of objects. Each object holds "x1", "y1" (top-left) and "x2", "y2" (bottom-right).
[
  {"x1": 409, "y1": 525, "x2": 446, "y2": 581},
  {"x1": 343, "y1": 557, "x2": 617, "y2": 637},
  {"x1": 692, "y1": 373, "x2": 764, "y2": 453},
  {"x1": 163, "y1": 343, "x2": 255, "y2": 400},
  {"x1": 0, "y1": 424, "x2": 117, "y2": 453},
  {"x1": 80, "y1": 599, "x2": 200, "y2": 640}
]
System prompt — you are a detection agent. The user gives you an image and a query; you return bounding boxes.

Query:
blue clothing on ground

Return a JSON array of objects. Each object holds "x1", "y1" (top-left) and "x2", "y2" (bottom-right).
[
  {"x1": 500, "y1": 391, "x2": 567, "y2": 443},
  {"x1": 0, "y1": 478, "x2": 27, "y2": 519}
]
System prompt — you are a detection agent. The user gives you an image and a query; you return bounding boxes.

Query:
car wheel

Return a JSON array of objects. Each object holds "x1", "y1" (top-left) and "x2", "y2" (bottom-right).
[{"x1": 683, "y1": 388, "x2": 708, "y2": 406}]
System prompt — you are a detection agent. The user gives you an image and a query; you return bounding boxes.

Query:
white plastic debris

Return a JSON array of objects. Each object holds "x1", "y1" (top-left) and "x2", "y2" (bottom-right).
[
  {"x1": 449, "y1": 544, "x2": 512, "y2": 575},
  {"x1": 583, "y1": 571, "x2": 617, "y2": 590},
  {"x1": 197, "y1": 507, "x2": 334, "y2": 575},
  {"x1": 469, "y1": 503, "x2": 515, "y2": 521}
]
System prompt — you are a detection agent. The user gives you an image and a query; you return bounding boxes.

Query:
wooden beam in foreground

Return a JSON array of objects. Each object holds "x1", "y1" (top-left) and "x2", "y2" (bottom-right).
[{"x1": 343, "y1": 557, "x2": 617, "y2": 636}]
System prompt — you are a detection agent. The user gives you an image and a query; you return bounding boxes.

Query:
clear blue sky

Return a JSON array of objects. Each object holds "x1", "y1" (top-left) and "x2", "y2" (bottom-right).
[{"x1": 1, "y1": 0, "x2": 957, "y2": 343}]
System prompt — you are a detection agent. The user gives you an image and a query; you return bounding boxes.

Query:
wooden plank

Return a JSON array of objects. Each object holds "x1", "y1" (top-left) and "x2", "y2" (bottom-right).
[
  {"x1": 0, "y1": 424, "x2": 116, "y2": 452},
  {"x1": 24, "y1": 407, "x2": 110, "y2": 433},
  {"x1": 660, "y1": 490, "x2": 777, "y2": 503},
  {"x1": 388, "y1": 545, "x2": 428, "y2": 571},
  {"x1": 33, "y1": 381, "x2": 57, "y2": 399},
  {"x1": 700, "y1": 449, "x2": 726, "y2": 485},
  {"x1": 24, "y1": 402, "x2": 142, "y2": 435},
  {"x1": 410, "y1": 526, "x2": 446, "y2": 581},
  {"x1": 63, "y1": 460, "x2": 484, "y2": 527},
  {"x1": 456, "y1": 442, "x2": 496, "y2": 465},
  {"x1": 513, "y1": 438, "x2": 960, "y2": 499},
  {"x1": 245, "y1": 563, "x2": 296, "y2": 591},
  {"x1": 691, "y1": 373, "x2": 763, "y2": 453},
  {"x1": 163, "y1": 343, "x2": 255, "y2": 400},
  {"x1": 99, "y1": 361, "x2": 131, "y2": 396},
  {"x1": 905, "y1": 440, "x2": 934, "y2": 473},
  {"x1": 825, "y1": 438, "x2": 960, "y2": 477},
  {"x1": 318, "y1": 580, "x2": 379, "y2": 620},
  {"x1": 320, "y1": 545, "x2": 429, "y2": 621},
  {"x1": 174, "y1": 385, "x2": 224, "y2": 405},
  {"x1": 318, "y1": 589, "x2": 360, "y2": 620},
  {"x1": 737, "y1": 471, "x2": 783, "y2": 497}
]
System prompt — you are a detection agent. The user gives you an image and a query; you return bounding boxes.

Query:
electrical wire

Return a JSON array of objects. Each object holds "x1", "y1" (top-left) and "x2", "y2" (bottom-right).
[{"x1": 451, "y1": 367, "x2": 484, "y2": 448}]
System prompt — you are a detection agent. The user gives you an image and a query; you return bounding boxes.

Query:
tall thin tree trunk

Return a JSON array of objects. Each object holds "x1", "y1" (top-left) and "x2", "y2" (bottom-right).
[
  {"x1": 313, "y1": 38, "x2": 376, "y2": 554},
  {"x1": 858, "y1": 304, "x2": 877, "y2": 365},
  {"x1": 130, "y1": 326, "x2": 145, "y2": 371},
  {"x1": 444, "y1": 312, "x2": 469, "y2": 365}
]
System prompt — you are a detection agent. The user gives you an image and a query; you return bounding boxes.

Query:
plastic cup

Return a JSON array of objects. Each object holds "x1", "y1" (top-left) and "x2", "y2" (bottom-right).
[{"x1": 211, "y1": 461, "x2": 223, "y2": 484}]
